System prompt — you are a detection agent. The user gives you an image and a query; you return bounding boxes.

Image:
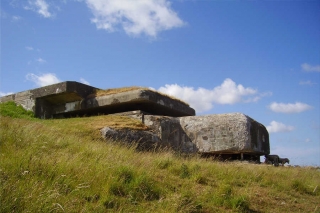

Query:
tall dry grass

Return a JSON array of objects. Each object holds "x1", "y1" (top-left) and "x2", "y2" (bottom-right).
[{"x1": 0, "y1": 102, "x2": 319, "y2": 212}]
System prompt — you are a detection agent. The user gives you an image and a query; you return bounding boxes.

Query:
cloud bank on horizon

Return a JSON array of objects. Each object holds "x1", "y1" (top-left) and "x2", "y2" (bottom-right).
[{"x1": 157, "y1": 78, "x2": 270, "y2": 112}]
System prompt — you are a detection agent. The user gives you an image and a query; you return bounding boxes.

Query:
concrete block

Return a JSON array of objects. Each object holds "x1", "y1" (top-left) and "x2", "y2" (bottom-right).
[
  {"x1": 142, "y1": 113, "x2": 269, "y2": 155},
  {"x1": 179, "y1": 113, "x2": 269, "y2": 154}
]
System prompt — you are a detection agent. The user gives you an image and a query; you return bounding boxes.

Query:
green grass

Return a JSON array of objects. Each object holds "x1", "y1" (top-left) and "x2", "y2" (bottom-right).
[
  {"x1": 1, "y1": 102, "x2": 320, "y2": 212},
  {"x1": 0, "y1": 101, "x2": 35, "y2": 119}
]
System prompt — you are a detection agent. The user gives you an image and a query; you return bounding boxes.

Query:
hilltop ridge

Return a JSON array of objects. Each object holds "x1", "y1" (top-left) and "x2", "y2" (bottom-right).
[{"x1": 0, "y1": 102, "x2": 319, "y2": 212}]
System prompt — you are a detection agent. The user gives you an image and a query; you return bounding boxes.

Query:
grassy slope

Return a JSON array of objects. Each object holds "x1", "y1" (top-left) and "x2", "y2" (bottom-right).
[{"x1": 0, "y1": 103, "x2": 319, "y2": 212}]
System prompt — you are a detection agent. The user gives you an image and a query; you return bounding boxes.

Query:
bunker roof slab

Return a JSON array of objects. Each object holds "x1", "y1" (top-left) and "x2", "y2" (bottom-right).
[{"x1": 0, "y1": 81, "x2": 195, "y2": 118}]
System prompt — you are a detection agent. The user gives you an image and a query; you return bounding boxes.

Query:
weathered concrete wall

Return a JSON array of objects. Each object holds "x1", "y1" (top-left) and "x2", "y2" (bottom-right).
[
  {"x1": 101, "y1": 127, "x2": 161, "y2": 150},
  {"x1": 33, "y1": 82, "x2": 98, "y2": 118},
  {"x1": 144, "y1": 115, "x2": 197, "y2": 153},
  {"x1": 0, "y1": 82, "x2": 194, "y2": 118},
  {"x1": 179, "y1": 113, "x2": 269, "y2": 154},
  {"x1": 30, "y1": 81, "x2": 98, "y2": 101},
  {"x1": 53, "y1": 89, "x2": 195, "y2": 118},
  {"x1": 0, "y1": 81, "x2": 98, "y2": 118},
  {"x1": 121, "y1": 112, "x2": 269, "y2": 155},
  {"x1": 0, "y1": 91, "x2": 35, "y2": 111}
]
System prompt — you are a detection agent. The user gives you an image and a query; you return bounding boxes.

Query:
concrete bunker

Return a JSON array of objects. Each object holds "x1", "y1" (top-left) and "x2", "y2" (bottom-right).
[
  {"x1": 0, "y1": 81, "x2": 270, "y2": 162},
  {"x1": 0, "y1": 81, "x2": 195, "y2": 118}
]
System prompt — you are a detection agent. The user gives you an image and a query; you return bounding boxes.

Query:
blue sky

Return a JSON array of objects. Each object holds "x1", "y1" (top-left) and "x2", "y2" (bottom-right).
[{"x1": 1, "y1": 0, "x2": 319, "y2": 166}]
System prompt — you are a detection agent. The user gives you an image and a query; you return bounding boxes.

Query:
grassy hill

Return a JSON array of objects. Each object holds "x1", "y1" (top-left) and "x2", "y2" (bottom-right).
[{"x1": 0, "y1": 102, "x2": 319, "y2": 212}]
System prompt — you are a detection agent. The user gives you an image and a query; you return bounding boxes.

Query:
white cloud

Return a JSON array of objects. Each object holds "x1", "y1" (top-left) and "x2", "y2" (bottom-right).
[
  {"x1": 26, "y1": 46, "x2": 34, "y2": 51},
  {"x1": 267, "y1": 121, "x2": 295, "y2": 133},
  {"x1": 299, "y1": 80, "x2": 316, "y2": 86},
  {"x1": 157, "y1": 78, "x2": 266, "y2": 113},
  {"x1": 305, "y1": 138, "x2": 312, "y2": 143},
  {"x1": 243, "y1": 91, "x2": 272, "y2": 103},
  {"x1": 25, "y1": 0, "x2": 52, "y2": 18},
  {"x1": 0, "y1": 91, "x2": 14, "y2": 97},
  {"x1": 301, "y1": 63, "x2": 320, "y2": 72},
  {"x1": 26, "y1": 73, "x2": 61, "y2": 87},
  {"x1": 268, "y1": 102, "x2": 313, "y2": 114},
  {"x1": 85, "y1": 0, "x2": 185, "y2": 37},
  {"x1": 12, "y1": 16, "x2": 21, "y2": 21},
  {"x1": 36, "y1": 58, "x2": 46, "y2": 63},
  {"x1": 80, "y1": 78, "x2": 90, "y2": 85}
]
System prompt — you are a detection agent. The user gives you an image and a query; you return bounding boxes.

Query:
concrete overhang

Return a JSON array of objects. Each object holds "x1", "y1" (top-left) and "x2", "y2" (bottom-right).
[
  {"x1": 53, "y1": 89, "x2": 195, "y2": 117},
  {"x1": 0, "y1": 81, "x2": 195, "y2": 118},
  {"x1": 32, "y1": 81, "x2": 99, "y2": 104}
]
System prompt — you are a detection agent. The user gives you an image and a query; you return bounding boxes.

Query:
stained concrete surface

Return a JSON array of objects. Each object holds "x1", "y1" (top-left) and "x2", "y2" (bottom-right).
[
  {"x1": 105, "y1": 111, "x2": 270, "y2": 156},
  {"x1": 1, "y1": 82, "x2": 270, "y2": 159},
  {"x1": 0, "y1": 81, "x2": 195, "y2": 118}
]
